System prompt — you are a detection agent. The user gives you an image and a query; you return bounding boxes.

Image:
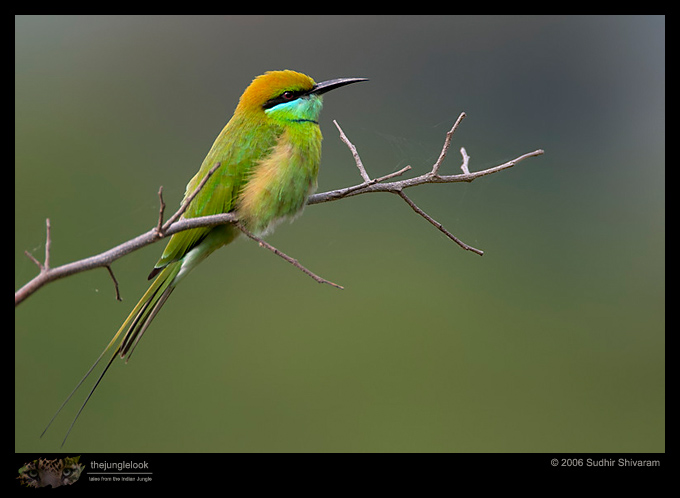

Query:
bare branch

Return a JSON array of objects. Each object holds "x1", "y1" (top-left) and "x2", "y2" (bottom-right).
[
  {"x1": 308, "y1": 165, "x2": 412, "y2": 204},
  {"x1": 14, "y1": 212, "x2": 239, "y2": 307},
  {"x1": 15, "y1": 164, "x2": 232, "y2": 307},
  {"x1": 15, "y1": 114, "x2": 543, "y2": 306},
  {"x1": 307, "y1": 148, "x2": 544, "y2": 204},
  {"x1": 310, "y1": 117, "x2": 542, "y2": 258},
  {"x1": 235, "y1": 222, "x2": 344, "y2": 290},
  {"x1": 323, "y1": 118, "x2": 483, "y2": 254}
]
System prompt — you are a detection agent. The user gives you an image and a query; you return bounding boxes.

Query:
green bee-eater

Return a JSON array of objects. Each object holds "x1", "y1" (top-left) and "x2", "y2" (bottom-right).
[{"x1": 44, "y1": 70, "x2": 367, "y2": 443}]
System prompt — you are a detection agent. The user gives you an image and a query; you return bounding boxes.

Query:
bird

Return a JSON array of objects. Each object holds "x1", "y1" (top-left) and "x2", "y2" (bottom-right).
[{"x1": 42, "y1": 70, "x2": 368, "y2": 444}]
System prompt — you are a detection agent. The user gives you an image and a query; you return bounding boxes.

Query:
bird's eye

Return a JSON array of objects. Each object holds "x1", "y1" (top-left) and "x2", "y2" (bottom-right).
[{"x1": 263, "y1": 90, "x2": 301, "y2": 110}]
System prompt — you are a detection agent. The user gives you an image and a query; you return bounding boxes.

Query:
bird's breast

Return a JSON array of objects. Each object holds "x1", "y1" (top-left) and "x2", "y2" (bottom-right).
[{"x1": 236, "y1": 126, "x2": 322, "y2": 234}]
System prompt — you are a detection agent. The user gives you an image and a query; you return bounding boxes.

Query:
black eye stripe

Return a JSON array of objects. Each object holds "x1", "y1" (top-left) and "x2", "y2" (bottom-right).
[{"x1": 262, "y1": 89, "x2": 308, "y2": 110}]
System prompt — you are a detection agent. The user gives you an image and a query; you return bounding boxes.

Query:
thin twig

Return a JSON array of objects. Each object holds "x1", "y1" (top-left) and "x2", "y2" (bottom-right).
[
  {"x1": 44, "y1": 218, "x2": 52, "y2": 271},
  {"x1": 235, "y1": 222, "x2": 344, "y2": 290},
  {"x1": 105, "y1": 265, "x2": 122, "y2": 301},
  {"x1": 22, "y1": 218, "x2": 52, "y2": 272},
  {"x1": 460, "y1": 147, "x2": 470, "y2": 175},
  {"x1": 334, "y1": 120, "x2": 370, "y2": 182},
  {"x1": 161, "y1": 161, "x2": 222, "y2": 233},
  {"x1": 24, "y1": 250, "x2": 43, "y2": 271},
  {"x1": 156, "y1": 186, "x2": 166, "y2": 234},
  {"x1": 432, "y1": 112, "x2": 466, "y2": 176},
  {"x1": 396, "y1": 190, "x2": 483, "y2": 255}
]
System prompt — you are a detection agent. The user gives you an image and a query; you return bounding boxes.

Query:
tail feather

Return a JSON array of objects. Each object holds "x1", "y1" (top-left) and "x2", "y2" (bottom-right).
[
  {"x1": 120, "y1": 287, "x2": 175, "y2": 361},
  {"x1": 119, "y1": 262, "x2": 180, "y2": 360},
  {"x1": 41, "y1": 261, "x2": 181, "y2": 446}
]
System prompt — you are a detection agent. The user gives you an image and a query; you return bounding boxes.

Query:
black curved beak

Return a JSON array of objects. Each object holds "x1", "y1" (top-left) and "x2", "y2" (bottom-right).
[{"x1": 309, "y1": 77, "x2": 369, "y2": 96}]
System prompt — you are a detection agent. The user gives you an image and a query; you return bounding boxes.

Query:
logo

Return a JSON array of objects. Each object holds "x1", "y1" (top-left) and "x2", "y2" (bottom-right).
[{"x1": 17, "y1": 456, "x2": 84, "y2": 488}]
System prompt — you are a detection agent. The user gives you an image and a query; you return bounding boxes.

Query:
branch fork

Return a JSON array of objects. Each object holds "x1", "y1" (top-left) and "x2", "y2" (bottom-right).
[{"x1": 329, "y1": 116, "x2": 484, "y2": 255}]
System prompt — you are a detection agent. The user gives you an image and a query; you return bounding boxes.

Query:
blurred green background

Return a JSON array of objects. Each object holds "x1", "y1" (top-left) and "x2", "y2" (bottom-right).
[{"x1": 16, "y1": 15, "x2": 664, "y2": 453}]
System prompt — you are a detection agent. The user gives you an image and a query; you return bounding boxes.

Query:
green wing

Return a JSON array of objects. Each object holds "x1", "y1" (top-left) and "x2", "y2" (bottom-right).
[{"x1": 150, "y1": 118, "x2": 280, "y2": 276}]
